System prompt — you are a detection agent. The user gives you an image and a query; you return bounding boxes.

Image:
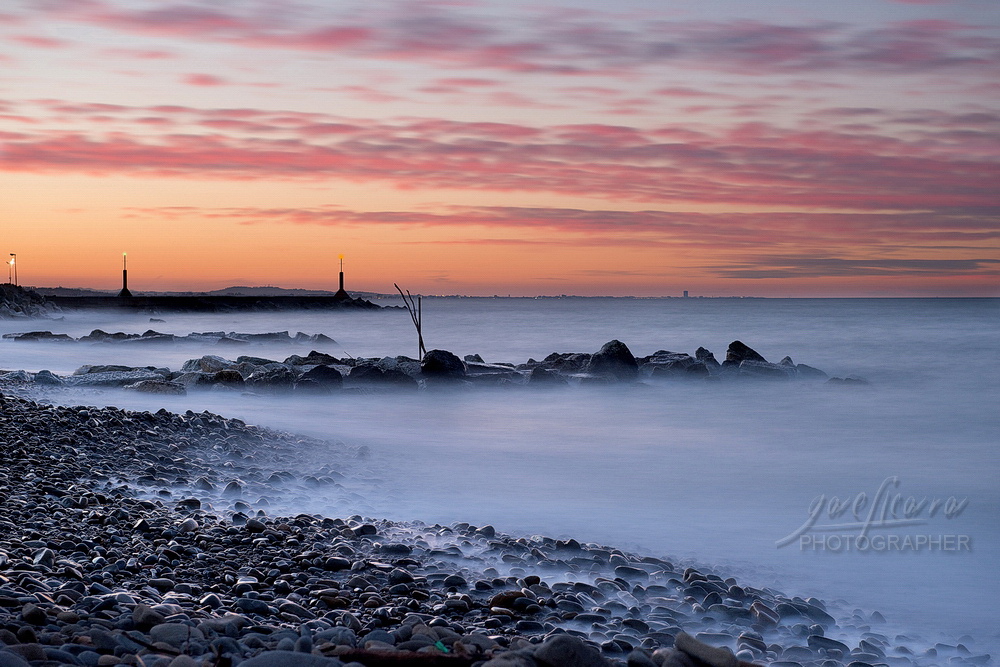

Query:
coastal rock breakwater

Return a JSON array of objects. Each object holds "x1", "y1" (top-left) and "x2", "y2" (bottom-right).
[
  {"x1": 0, "y1": 286, "x2": 61, "y2": 320},
  {"x1": 1, "y1": 392, "x2": 984, "y2": 667},
  {"x1": 1, "y1": 340, "x2": 866, "y2": 396},
  {"x1": 3, "y1": 330, "x2": 338, "y2": 348}
]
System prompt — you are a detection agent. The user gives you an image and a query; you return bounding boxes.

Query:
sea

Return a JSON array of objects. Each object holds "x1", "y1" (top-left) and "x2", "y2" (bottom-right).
[{"x1": 2, "y1": 296, "x2": 998, "y2": 654}]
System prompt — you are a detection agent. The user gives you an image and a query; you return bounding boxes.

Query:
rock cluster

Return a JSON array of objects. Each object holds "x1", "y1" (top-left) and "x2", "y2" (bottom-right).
[
  {"x1": 1, "y1": 341, "x2": 867, "y2": 396},
  {"x1": 0, "y1": 392, "x2": 986, "y2": 667},
  {"x1": 0, "y1": 285, "x2": 60, "y2": 320}
]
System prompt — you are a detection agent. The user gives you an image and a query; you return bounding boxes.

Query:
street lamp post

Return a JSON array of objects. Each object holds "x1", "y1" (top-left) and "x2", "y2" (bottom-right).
[{"x1": 8, "y1": 254, "x2": 14, "y2": 286}]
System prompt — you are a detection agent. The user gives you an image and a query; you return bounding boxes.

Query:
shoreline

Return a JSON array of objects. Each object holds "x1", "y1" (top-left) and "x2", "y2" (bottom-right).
[{"x1": 1, "y1": 392, "x2": 990, "y2": 667}]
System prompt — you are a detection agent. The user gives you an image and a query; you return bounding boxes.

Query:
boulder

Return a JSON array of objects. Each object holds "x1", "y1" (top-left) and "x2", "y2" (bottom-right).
[
  {"x1": 348, "y1": 365, "x2": 418, "y2": 389},
  {"x1": 695, "y1": 347, "x2": 720, "y2": 368},
  {"x1": 421, "y1": 349, "x2": 466, "y2": 378},
  {"x1": 0, "y1": 370, "x2": 31, "y2": 382},
  {"x1": 284, "y1": 351, "x2": 339, "y2": 366},
  {"x1": 725, "y1": 341, "x2": 767, "y2": 364},
  {"x1": 534, "y1": 634, "x2": 609, "y2": 667},
  {"x1": 673, "y1": 632, "x2": 737, "y2": 667},
  {"x1": 32, "y1": 370, "x2": 64, "y2": 386},
  {"x1": 738, "y1": 360, "x2": 794, "y2": 379},
  {"x1": 212, "y1": 368, "x2": 246, "y2": 387},
  {"x1": 173, "y1": 372, "x2": 216, "y2": 388},
  {"x1": 236, "y1": 355, "x2": 279, "y2": 366},
  {"x1": 66, "y1": 369, "x2": 167, "y2": 387},
  {"x1": 73, "y1": 364, "x2": 136, "y2": 375},
  {"x1": 180, "y1": 355, "x2": 234, "y2": 373},
  {"x1": 2, "y1": 331, "x2": 73, "y2": 342},
  {"x1": 299, "y1": 364, "x2": 343, "y2": 387},
  {"x1": 79, "y1": 329, "x2": 126, "y2": 342},
  {"x1": 642, "y1": 351, "x2": 696, "y2": 377},
  {"x1": 795, "y1": 363, "x2": 828, "y2": 379},
  {"x1": 586, "y1": 340, "x2": 638, "y2": 381},
  {"x1": 245, "y1": 365, "x2": 297, "y2": 392},
  {"x1": 529, "y1": 367, "x2": 568, "y2": 385},
  {"x1": 541, "y1": 352, "x2": 591, "y2": 372},
  {"x1": 125, "y1": 380, "x2": 187, "y2": 395}
]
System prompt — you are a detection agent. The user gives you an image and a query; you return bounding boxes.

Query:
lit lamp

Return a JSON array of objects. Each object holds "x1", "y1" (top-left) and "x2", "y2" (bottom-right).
[
  {"x1": 118, "y1": 252, "x2": 133, "y2": 298},
  {"x1": 8, "y1": 254, "x2": 15, "y2": 287},
  {"x1": 334, "y1": 253, "x2": 349, "y2": 300}
]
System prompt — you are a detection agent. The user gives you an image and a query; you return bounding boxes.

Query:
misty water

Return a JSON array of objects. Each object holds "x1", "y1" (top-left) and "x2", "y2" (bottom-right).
[{"x1": 2, "y1": 297, "x2": 998, "y2": 653}]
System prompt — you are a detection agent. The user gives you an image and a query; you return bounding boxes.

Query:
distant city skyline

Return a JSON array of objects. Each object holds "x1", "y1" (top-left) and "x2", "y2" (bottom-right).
[{"x1": 1, "y1": 0, "x2": 998, "y2": 297}]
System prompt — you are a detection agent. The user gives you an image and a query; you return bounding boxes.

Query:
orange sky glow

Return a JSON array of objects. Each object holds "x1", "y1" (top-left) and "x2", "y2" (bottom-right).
[{"x1": 1, "y1": 0, "x2": 998, "y2": 296}]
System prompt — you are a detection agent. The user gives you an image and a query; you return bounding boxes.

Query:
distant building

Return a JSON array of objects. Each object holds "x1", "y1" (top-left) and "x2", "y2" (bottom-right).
[{"x1": 683, "y1": 290, "x2": 689, "y2": 298}]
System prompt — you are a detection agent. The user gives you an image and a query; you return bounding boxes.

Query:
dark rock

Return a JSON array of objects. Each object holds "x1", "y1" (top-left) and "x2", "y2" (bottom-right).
[
  {"x1": 125, "y1": 379, "x2": 187, "y2": 395},
  {"x1": 234, "y1": 598, "x2": 271, "y2": 615},
  {"x1": 626, "y1": 650, "x2": 658, "y2": 667},
  {"x1": 534, "y1": 634, "x2": 609, "y2": 667},
  {"x1": 695, "y1": 347, "x2": 720, "y2": 368},
  {"x1": 0, "y1": 652, "x2": 31, "y2": 667},
  {"x1": 807, "y1": 635, "x2": 850, "y2": 654},
  {"x1": 21, "y1": 603, "x2": 47, "y2": 625},
  {"x1": 239, "y1": 652, "x2": 342, "y2": 667},
  {"x1": 421, "y1": 349, "x2": 467, "y2": 378},
  {"x1": 132, "y1": 604, "x2": 166, "y2": 629},
  {"x1": 541, "y1": 352, "x2": 592, "y2": 372},
  {"x1": 245, "y1": 518, "x2": 266, "y2": 533},
  {"x1": 212, "y1": 368, "x2": 246, "y2": 386},
  {"x1": 795, "y1": 363, "x2": 828, "y2": 379},
  {"x1": 180, "y1": 355, "x2": 234, "y2": 373},
  {"x1": 299, "y1": 364, "x2": 343, "y2": 388},
  {"x1": 348, "y1": 364, "x2": 417, "y2": 389},
  {"x1": 246, "y1": 365, "x2": 297, "y2": 391},
  {"x1": 32, "y1": 370, "x2": 64, "y2": 386},
  {"x1": 674, "y1": 632, "x2": 737, "y2": 667},
  {"x1": 66, "y1": 369, "x2": 167, "y2": 387},
  {"x1": 725, "y1": 341, "x2": 766, "y2": 364},
  {"x1": 529, "y1": 367, "x2": 568, "y2": 385},
  {"x1": 586, "y1": 340, "x2": 638, "y2": 381},
  {"x1": 149, "y1": 622, "x2": 205, "y2": 647},
  {"x1": 738, "y1": 360, "x2": 794, "y2": 379}
]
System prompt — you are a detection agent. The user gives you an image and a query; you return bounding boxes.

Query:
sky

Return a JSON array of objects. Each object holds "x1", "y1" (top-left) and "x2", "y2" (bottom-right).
[{"x1": 1, "y1": 0, "x2": 998, "y2": 297}]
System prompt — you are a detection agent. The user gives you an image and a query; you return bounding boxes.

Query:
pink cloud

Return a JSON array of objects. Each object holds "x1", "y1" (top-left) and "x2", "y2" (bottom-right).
[
  {"x1": 183, "y1": 73, "x2": 227, "y2": 86},
  {"x1": 25, "y1": 2, "x2": 1000, "y2": 77},
  {"x1": 92, "y1": 4, "x2": 256, "y2": 38},
  {"x1": 102, "y1": 47, "x2": 176, "y2": 59},
  {"x1": 434, "y1": 78, "x2": 498, "y2": 88},
  {"x1": 652, "y1": 87, "x2": 725, "y2": 98},
  {"x1": 10, "y1": 35, "x2": 71, "y2": 48},
  {"x1": 3, "y1": 100, "x2": 999, "y2": 217}
]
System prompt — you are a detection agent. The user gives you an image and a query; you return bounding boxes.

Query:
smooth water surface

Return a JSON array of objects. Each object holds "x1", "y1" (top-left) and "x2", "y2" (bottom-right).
[{"x1": 2, "y1": 297, "x2": 998, "y2": 651}]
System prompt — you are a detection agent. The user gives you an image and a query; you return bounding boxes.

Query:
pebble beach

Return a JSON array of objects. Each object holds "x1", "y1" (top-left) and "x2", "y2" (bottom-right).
[{"x1": 1, "y1": 388, "x2": 992, "y2": 667}]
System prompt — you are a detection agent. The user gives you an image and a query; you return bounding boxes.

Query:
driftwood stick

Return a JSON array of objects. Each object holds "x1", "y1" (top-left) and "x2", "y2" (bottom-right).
[{"x1": 395, "y1": 284, "x2": 426, "y2": 359}]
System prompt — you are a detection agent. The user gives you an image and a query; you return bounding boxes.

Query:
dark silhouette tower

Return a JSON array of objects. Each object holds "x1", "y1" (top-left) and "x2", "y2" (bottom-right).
[
  {"x1": 118, "y1": 253, "x2": 133, "y2": 298},
  {"x1": 333, "y1": 254, "x2": 349, "y2": 300}
]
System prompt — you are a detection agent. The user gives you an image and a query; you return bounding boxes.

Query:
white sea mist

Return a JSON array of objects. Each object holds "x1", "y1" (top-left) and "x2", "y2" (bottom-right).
[{"x1": 2, "y1": 297, "x2": 997, "y2": 653}]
